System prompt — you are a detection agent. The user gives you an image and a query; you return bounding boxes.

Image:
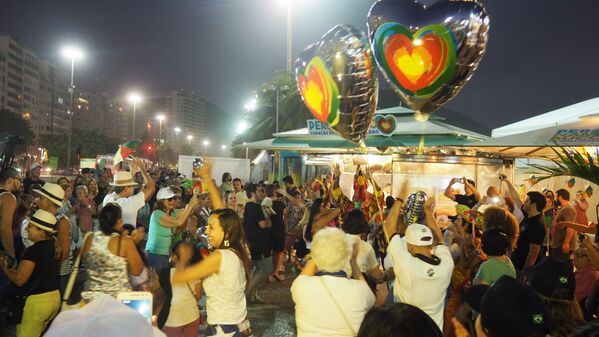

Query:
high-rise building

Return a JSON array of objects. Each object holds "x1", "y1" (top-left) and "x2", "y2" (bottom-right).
[
  {"x1": 165, "y1": 89, "x2": 207, "y2": 145},
  {"x1": 0, "y1": 34, "x2": 69, "y2": 142}
]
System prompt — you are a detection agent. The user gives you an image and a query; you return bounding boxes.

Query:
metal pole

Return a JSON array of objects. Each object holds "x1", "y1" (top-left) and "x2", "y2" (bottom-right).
[
  {"x1": 132, "y1": 101, "x2": 137, "y2": 139},
  {"x1": 66, "y1": 58, "x2": 75, "y2": 171},
  {"x1": 159, "y1": 120, "x2": 162, "y2": 142},
  {"x1": 276, "y1": 87, "x2": 280, "y2": 134},
  {"x1": 286, "y1": 2, "x2": 292, "y2": 72}
]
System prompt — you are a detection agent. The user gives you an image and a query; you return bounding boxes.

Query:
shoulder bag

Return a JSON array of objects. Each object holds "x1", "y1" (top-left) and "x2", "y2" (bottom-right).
[{"x1": 61, "y1": 232, "x2": 93, "y2": 311}]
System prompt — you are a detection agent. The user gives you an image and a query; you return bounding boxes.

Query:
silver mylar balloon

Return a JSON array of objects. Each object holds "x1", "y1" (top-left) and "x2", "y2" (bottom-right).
[
  {"x1": 404, "y1": 191, "x2": 427, "y2": 226},
  {"x1": 295, "y1": 24, "x2": 378, "y2": 144},
  {"x1": 367, "y1": 0, "x2": 489, "y2": 114}
]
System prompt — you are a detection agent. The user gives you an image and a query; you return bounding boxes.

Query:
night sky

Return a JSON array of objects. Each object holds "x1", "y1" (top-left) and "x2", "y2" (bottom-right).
[{"x1": 2, "y1": 0, "x2": 599, "y2": 133}]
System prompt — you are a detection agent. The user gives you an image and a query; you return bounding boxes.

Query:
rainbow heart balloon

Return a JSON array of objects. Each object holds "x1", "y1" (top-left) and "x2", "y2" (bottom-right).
[
  {"x1": 297, "y1": 57, "x2": 340, "y2": 126},
  {"x1": 296, "y1": 25, "x2": 378, "y2": 144},
  {"x1": 368, "y1": 0, "x2": 489, "y2": 114}
]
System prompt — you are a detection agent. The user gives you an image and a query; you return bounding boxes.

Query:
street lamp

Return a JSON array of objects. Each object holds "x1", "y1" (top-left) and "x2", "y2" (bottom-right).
[
  {"x1": 203, "y1": 140, "x2": 209, "y2": 156},
  {"x1": 156, "y1": 114, "x2": 166, "y2": 141},
  {"x1": 186, "y1": 134, "x2": 193, "y2": 145},
  {"x1": 174, "y1": 127, "x2": 181, "y2": 143},
  {"x1": 61, "y1": 45, "x2": 84, "y2": 170},
  {"x1": 264, "y1": 85, "x2": 289, "y2": 134},
  {"x1": 279, "y1": 0, "x2": 293, "y2": 72},
  {"x1": 243, "y1": 142, "x2": 248, "y2": 159},
  {"x1": 244, "y1": 98, "x2": 257, "y2": 112},
  {"x1": 236, "y1": 120, "x2": 249, "y2": 135},
  {"x1": 127, "y1": 92, "x2": 142, "y2": 139}
]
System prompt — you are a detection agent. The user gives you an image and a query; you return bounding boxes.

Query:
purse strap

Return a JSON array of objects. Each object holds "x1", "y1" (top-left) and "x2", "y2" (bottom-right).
[
  {"x1": 319, "y1": 277, "x2": 356, "y2": 336},
  {"x1": 63, "y1": 232, "x2": 93, "y2": 303}
]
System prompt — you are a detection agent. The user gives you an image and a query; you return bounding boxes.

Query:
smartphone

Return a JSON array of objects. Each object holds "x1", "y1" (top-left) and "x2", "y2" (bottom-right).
[
  {"x1": 455, "y1": 178, "x2": 464, "y2": 184},
  {"x1": 117, "y1": 291, "x2": 153, "y2": 322}
]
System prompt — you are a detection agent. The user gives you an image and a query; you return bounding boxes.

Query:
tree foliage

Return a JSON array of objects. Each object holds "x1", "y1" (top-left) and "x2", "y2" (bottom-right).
[
  {"x1": 232, "y1": 71, "x2": 311, "y2": 158},
  {"x1": 41, "y1": 129, "x2": 120, "y2": 168},
  {"x1": 528, "y1": 147, "x2": 599, "y2": 186},
  {"x1": 0, "y1": 109, "x2": 35, "y2": 150}
]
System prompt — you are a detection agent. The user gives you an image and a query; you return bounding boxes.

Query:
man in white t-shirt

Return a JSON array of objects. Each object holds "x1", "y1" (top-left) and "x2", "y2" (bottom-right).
[
  {"x1": 383, "y1": 197, "x2": 454, "y2": 329},
  {"x1": 103, "y1": 159, "x2": 155, "y2": 226}
]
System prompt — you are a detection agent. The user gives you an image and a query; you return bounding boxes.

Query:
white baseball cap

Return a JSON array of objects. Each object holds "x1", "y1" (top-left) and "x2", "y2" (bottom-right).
[
  {"x1": 45, "y1": 295, "x2": 165, "y2": 337},
  {"x1": 31, "y1": 162, "x2": 42, "y2": 170},
  {"x1": 156, "y1": 187, "x2": 176, "y2": 200},
  {"x1": 405, "y1": 224, "x2": 434, "y2": 246}
]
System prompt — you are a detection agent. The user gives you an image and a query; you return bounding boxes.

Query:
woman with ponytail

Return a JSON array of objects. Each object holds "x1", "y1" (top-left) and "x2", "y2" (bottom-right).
[
  {"x1": 80, "y1": 203, "x2": 144, "y2": 302},
  {"x1": 173, "y1": 161, "x2": 253, "y2": 336}
]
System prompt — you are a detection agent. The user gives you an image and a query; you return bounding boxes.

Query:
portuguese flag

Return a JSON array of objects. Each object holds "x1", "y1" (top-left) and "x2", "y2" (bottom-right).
[{"x1": 114, "y1": 140, "x2": 141, "y2": 165}]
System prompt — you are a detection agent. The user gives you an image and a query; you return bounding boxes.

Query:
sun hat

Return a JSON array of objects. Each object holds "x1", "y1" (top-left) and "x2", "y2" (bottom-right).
[
  {"x1": 157, "y1": 187, "x2": 176, "y2": 200},
  {"x1": 33, "y1": 182, "x2": 64, "y2": 207},
  {"x1": 29, "y1": 209, "x2": 58, "y2": 233},
  {"x1": 405, "y1": 224, "x2": 434, "y2": 246},
  {"x1": 110, "y1": 171, "x2": 139, "y2": 187},
  {"x1": 44, "y1": 294, "x2": 165, "y2": 337},
  {"x1": 528, "y1": 256, "x2": 576, "y2": 300},
  {"x1": 465, "y1": 276, "x2": 549, "y2": 337}
]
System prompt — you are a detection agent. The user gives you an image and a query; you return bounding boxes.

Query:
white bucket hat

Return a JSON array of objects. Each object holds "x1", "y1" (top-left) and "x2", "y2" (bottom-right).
[
  {"x1": 44, "y1": 295, "x2": 165, "y2": 337},
  {"x1": 33, "y1": 182, "x2": 64, "y2": 207},
  {"x1": 110, "y1": 171, "x2": 139, "y2": 187},
  {"x1": 29, "y1": 209, "x2": 58, "y2": 233}
]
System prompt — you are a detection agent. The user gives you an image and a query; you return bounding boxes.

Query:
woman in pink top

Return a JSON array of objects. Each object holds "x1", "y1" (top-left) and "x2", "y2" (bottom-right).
[
  {"x1": 75, "y1": 185, "x2": 96, "y2": 233},
  {"x1": 574, "y1": 191, "x2": 589, "y2": 226}
]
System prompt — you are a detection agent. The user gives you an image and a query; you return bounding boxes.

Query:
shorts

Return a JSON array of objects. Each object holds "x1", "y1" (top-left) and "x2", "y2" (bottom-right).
[
  {"x1": 252, "y1": 256, "x2": 274, "y2": 275},
  {"x1": 271, "y1": 228, "x2": 286, "y2": 253}
]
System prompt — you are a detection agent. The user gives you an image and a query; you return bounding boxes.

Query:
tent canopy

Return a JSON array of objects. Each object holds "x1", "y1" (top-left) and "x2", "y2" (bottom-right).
[{"x1": 470, "y1": 98, "x2": 599, "y2": 158}]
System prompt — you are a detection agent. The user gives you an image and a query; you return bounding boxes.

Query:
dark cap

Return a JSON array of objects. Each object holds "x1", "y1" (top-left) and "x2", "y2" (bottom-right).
[
  {"x1": 465, "y1": 276, "x2": 549, "y2": 337},
  {"x1": 529, "y1": 256, "x2": 575, "y2": 300}
]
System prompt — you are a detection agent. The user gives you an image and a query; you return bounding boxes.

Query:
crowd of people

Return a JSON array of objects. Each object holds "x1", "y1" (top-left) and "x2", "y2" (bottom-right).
[{"x1": 0, "y1": 160, "x2": 598, "y2": 337}]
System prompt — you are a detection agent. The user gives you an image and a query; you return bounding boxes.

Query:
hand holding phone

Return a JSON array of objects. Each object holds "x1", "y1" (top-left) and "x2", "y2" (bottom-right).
[{"x1": 117, "y1": 291, "x2": 153, "y2": 322}]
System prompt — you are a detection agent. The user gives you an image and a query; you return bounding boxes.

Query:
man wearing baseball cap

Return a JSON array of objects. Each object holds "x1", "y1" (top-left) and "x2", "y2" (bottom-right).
[
  {"x1": 383, "y1": 198, "x2": 454, "y2": 329},
  {"x1": 23, "y1": 163, "x2": 45, "y2": 195},
  {"x1": 102, "y1": 159, "x2": 155, "y2": 227},
  {"x1": 458, "y1": 275, "x2": 550, "y2": 337}
]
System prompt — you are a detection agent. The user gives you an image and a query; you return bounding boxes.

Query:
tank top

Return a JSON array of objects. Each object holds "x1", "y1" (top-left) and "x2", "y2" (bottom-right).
[{"x1": 82, "y1": 232, "x2": 131, "y2": 302}]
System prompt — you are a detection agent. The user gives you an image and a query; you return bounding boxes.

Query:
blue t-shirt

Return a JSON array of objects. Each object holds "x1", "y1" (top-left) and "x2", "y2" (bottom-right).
[{"x1": 146, "y1": 209, "x2": 174, "y2": 255}]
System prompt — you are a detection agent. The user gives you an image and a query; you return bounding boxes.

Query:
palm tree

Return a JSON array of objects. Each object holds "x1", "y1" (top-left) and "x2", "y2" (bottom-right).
[
  {"x1": 528, "y1": 147, "x2": 599, "y2": 186},
  {"x1": 232, "y1": 71, "x2": 311, "y2": 158}
]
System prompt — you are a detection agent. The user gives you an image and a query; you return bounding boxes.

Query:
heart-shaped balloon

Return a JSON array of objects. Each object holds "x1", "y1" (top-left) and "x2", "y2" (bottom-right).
[
  {"x1": 368, "y1": 0, "x2": 489, "y2": 114},
  {"x1": 296, "y1": 25, "x2": 379, "y2": 144}
]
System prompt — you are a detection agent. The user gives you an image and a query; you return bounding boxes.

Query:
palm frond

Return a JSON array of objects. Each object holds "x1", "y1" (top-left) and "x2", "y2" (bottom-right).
[{"x1": 528, "y1": 147, "x2": 599, "y2": 185}]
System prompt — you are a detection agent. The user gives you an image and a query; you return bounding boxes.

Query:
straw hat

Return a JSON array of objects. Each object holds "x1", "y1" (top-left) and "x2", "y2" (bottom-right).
[
  {"x1": 29, "y1": 209, "x2": 58, "y2": 233},
  {"x1": 33, "y1": 183, "x2": 64, "y2": 207},
  {"x1": 110, "y1": 171, "x2": 139, "y2": 187}
]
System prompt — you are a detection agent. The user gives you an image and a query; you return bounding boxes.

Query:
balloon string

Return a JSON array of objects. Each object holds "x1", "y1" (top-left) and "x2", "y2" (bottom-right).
[{"x1": 367, "y1": 165, "x2": 384, "y2": 223}]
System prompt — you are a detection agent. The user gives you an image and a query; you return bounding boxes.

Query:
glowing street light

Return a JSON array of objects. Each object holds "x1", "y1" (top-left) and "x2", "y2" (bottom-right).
[
  {"x1": 244, "y1": 98, "x2": 257, "y2": 112},
  {"x1": 221, "y1": 145, "x2": 227, "y2": 155},
  {"x1": 236, "y1": 120, "x2": 249, "y2": 135},
  {"x1": 61, "y1": 45, "x2": 85, "y2": 170},
  {"x1": 186, "y1": 134, "x2": 193, "y2": 144},
  {"x1": 156, "y1": 114, "x2": 166, "y2": 141},
  {"x1": 127, "y1": 92, "x2": 142, "y2": 138},
  {"x1": 174, "y1": 127, "x2": 181, "y2": 142},
  {"x1": 203, "y1": 140, "x2": 210, "y2": 156}
]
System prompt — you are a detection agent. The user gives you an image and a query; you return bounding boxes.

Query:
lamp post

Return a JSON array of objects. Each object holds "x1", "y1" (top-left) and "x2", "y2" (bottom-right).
[
  {"x1": 186, "y1": 134, "x2": 193, "y2": 145},
  {"x1": 61, "y1": 45, "x2": 84, "y2": 171},
  {"x1": 156, "y1": 114, "x2": 165, "y2": 142},
  {"x1": 127, "y1": 92, "x2": 142, "y2": 139},
  {"x1": 203, "y1": 140, "x2": 209, "y2": 156},
  {"x1": 174, "y1": 127, "x2": 181, "y2": 143},
  {"x1": 279, "y1": 0, "x2": 293, "y2": 72},
  {"x1": 264, "y1": 85, "x2": 289, "y2": 134},
  {"x1": 243, "y1": 142, "x2": 248, "y2": 159}
]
